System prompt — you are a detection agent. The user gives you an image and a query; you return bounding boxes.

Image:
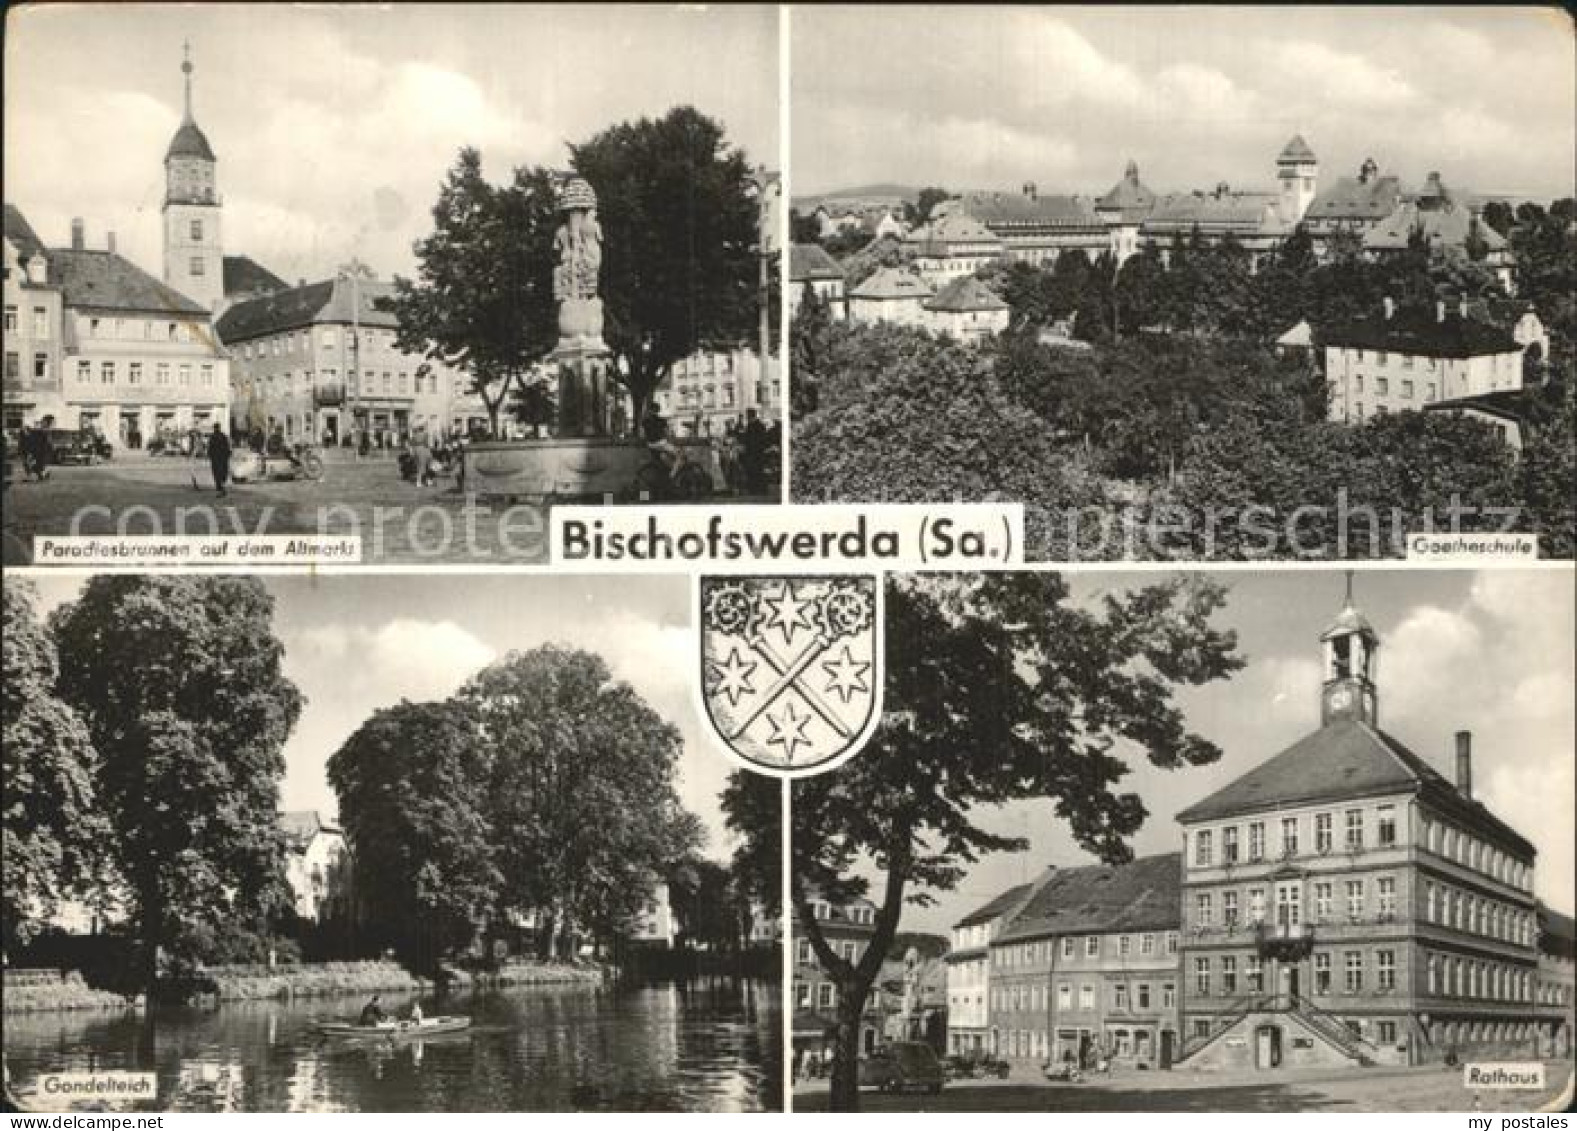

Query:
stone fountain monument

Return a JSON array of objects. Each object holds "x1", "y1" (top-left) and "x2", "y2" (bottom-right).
[{"x1": 463, "y1": 174, "x2": 716, "y2": 502}]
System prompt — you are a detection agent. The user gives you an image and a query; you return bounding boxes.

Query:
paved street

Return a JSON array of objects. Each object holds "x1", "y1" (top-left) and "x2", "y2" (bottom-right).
[
  {"x1": 3, "y1": 451, "x2": 773, "y2": 566},
  {"x1": 793, "y1": 1060, "x2": 1574, "y2": 1113}
]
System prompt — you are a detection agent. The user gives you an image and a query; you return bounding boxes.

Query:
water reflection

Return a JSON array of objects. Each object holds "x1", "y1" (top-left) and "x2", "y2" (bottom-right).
[{"x1": 4, "y1": 977, "x2": 781, "y2": 1112}]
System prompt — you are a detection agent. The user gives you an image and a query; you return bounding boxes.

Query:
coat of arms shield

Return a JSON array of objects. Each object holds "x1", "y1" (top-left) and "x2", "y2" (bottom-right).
[{"x1": 697, "y1": 575, "x2": 883, "y2": 776}]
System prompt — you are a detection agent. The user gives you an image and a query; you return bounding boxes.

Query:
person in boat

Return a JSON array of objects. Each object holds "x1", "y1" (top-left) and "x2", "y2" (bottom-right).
[
  {"x1": 408, "y1": 1001, "x2": 424, "y2": 1024},
  {"x1": 358, "y1": 995, "x2": 387, "y2": 1026}
]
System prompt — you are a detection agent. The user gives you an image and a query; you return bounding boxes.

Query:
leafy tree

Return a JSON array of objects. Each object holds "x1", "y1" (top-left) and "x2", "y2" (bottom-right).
[
  {"x1": 790, "y1": 283, "x2": 833, "y2": 418},
  {"x1": 2, "y1": 582, "x2": 103, "y2": 955},
  {"x1": 327, "y1": 700, "x2": 500, "y2": 971},
  {"x1": 838, "y1": 234, "x2": 914, "y2": 288},
  {"x1": 570, "y1": 106, "x2": 762, "y2": 420},
  {"x1": 509, "y1": 373, "x2": 558, "y2": 438},
  {"x1": 384, "y1": 150, "x2": 559, "y2": 437},
  {"x1": 766, "y1": 573, "x2": 1242, "y2": 1109},
  {"x1": 667, "y1": 856, "x2": 751, "y2": 951},
  {"x1": 458, "y1": 646, "x2": 702, "y2": 958},
  {"x1": 51, "y1": 578, "x2": 302, "y2": 987},
  {"x1": 905, "y1": 187, "x2": 954, "y2": 226},
  {"x1": 790, "y1": 209, "x2": 821, "y2": 244},
  {"x1": 722, "y1": 771, "x2": 782, "y2": 921}
]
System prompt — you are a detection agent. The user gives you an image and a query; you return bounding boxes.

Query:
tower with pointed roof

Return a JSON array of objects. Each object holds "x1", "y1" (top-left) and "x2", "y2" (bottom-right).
[
  {"x1": 162, "y1": 41, "x2": 223, "y2": 310},
  {"x1": 1320, "y1": 576, "x2": 1379, "y2": 726},
  {"x1": 1276, "y1": 134, "x2": 1318, "y2": 227}
]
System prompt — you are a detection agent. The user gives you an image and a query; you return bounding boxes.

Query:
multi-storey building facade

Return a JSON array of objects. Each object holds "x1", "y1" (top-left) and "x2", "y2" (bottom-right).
[
  {"x1": 988, "y1": 856, "x2": 1182, "y2": 1071},
  {"x1": 216, "y1": 276, "x2": 486, "y2": 446},
  {"x1": 653, "y1": 347, "x2": 781, "y2": 438},
  {"x1": 1323, "y1": 301, "x2": 1541, "y2": 430},
  {"x1": 50, "y1": 222, "x2": 231, "y2": 449},
  {"x1": 793, "y1": 894, "x2": 884, "y2": 1054},
  {"x1": 946, "y1": 882, "x2": 1036, "y2": 1055},
  {"x1": 789, "y1": 243, "x2": 848, "y2": 319},
  {"x1": 280, "y1": 811, "x2": 352, "y2": 923},
  {"x1": 1174, "y1": 594, "x2": 1542, "y2": 1071},
  {"x1": 1534, "y1": 906, "x2": 1575, "y2": 1058},
  {"x1": 3, "y1": 205, "x2": 65, "y2": 432}
]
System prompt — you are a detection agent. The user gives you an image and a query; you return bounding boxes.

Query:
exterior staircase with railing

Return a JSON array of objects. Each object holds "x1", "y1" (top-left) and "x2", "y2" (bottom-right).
[
  {"x1": 1176, "y1": 995, "x2": 1272, "y2": 1062},
  {"x1": 1288, "y1": 994, "x2": 1377, "y2": 1065}
]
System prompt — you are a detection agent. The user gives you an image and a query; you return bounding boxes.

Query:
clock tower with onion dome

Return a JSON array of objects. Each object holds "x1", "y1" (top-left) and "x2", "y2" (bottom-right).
[{"x1": 1319, "y1": 576, "x2": 1379, "y2": 726}]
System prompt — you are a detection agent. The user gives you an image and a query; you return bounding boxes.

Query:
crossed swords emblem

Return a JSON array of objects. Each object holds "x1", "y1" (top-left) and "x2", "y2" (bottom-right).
[{"x1": 703, "y1": 579, "x2": 875, "y2": 764}]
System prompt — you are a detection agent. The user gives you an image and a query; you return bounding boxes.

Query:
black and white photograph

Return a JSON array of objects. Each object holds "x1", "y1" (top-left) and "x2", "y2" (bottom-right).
[
  {"x1": 3, "y1": 573, "x2": 783, "y2": 1112},
  {"x1": 3, "y1": 3, "x2": 783, "y2": 567},
  {"x1": 788, "y1": 6, "x2": 1576, "y2": 561},
  {"x1": 780, "y1": 569, "x2": 1574, "y2": 1111}
]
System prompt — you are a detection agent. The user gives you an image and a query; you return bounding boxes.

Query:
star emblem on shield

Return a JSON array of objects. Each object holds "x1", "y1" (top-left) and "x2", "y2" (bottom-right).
[{"x1": 697, "y1": 576, "x2": 883, "y2": 776}]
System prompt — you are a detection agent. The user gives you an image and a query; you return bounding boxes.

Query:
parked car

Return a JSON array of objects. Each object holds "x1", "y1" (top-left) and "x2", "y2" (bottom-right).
[
  {"x1": 47, "y1": 428, "x2": 111, "y2": 465},
  {"x1": 858, "y1": 1042, "x2": 945, "y2": 1094}
]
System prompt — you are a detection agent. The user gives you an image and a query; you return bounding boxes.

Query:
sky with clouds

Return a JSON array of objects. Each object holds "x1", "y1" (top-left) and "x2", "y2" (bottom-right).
[
  {"x1": 792, "y1": 6, "x2": 1575, "y2": 201},
  {"x1": 23, "y1": 573, "x2": 750, "y2": 864},
  {"x1": 835, "y1": 568, "x2": 1576, "y2": 936},
  {"x1": 4, "y1": 4, "x2": 778, "y2": 285}
]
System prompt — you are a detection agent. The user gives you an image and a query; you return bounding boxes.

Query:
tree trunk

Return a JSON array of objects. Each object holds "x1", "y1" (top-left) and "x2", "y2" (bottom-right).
[{"x1": 828, "y1": 977, "x2": 869, "y2": 1111}]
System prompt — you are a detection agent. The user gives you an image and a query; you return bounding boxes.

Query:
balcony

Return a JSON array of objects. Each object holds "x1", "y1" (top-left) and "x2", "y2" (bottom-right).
[
  {"x1": 1255, "y1": 921, "x2": 1315, "y2": 961},
  {"x1": 314, "y1": 382, "x2": 347, "y2": 408}
]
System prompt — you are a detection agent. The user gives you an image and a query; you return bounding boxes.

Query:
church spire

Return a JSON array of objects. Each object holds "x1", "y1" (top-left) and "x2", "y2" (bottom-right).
[{"x1": 182, "y1": 39, "x2": 194, "y2": 121}]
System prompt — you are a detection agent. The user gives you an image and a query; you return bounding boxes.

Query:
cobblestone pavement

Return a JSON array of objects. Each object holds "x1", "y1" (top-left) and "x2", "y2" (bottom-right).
[
  {"x1": 3, "y1": 451, "x2": 773, "y2": 566},
  {"x1": 792, "y1": 1059, "x2": 1574, "y2": 1113}
]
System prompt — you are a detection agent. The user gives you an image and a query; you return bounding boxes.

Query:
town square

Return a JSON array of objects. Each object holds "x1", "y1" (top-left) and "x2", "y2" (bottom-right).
[{"x1": 4, "y1": 4, "x2": 782, "y2": 566}]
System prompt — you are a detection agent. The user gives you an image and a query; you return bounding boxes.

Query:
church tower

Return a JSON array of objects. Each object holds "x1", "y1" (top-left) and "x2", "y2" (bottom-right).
[
  {"x1": 162, "y1": 41, "x2": 223, "y2": 310},
  {"x1": 1319, "y1": 576, "x2": 1379, "y2": 727},
  {"x1": 1276, "y1": 134, "x2": 1318, "y2": 227}
]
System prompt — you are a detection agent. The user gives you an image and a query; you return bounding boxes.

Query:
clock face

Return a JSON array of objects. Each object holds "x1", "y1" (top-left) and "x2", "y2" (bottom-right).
[{"x1": 1329, "y1": 686, "x2": 1354, "y2": 710}]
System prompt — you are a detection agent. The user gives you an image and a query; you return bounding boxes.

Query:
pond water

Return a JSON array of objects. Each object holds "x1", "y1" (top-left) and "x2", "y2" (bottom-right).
[{"x1": 4, "y1": 977, "x2": 781, "y2": 1112}]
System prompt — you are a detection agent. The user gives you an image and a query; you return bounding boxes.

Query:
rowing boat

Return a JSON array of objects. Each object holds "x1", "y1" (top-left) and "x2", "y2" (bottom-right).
[{"x1": 316, "y1": 1015, "x2": 472, "y2": 1039}]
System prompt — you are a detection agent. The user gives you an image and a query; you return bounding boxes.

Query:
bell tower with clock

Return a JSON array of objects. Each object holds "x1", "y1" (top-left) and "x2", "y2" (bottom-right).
[{"x1": 1319, "y1": 575, "x2": 1379, "y2": 726}]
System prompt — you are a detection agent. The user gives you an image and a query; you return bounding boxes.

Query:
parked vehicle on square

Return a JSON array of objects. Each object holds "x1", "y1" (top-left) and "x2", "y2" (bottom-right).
[
  {"x1": 1042, "y1": 1058, "x2": 1084, "y2": 1084},
  {"x1": 859, "y1": 1042, "x2": 945, "y2": 1095},
  {"x1": 231, "y1": 441, "x2": 324, "y2": 484},
  {"x1": 947, "y1": 1052, "x2": 1010, "y2": 1079},
  {"x1": 47, "y1": 428, "x2": 111, "y2": 466}
]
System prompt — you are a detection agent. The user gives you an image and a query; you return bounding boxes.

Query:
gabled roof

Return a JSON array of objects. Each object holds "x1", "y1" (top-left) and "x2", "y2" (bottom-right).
[
  {"x1": 910, "y1": 212, "x2": 1002, "y2": 246},
  {"x1": 790, "y1": 243, "x2": 845, "y2": 282},
  {"x1": 46, "y1": 248, "x2": 208, "y2": 315},
  {"x1": 956, "y1": 882, "x2": 1033, "y2": 929},
  {"x1": 1142, "y1": 191, "x2": 1284, "y2": 235},
  {"x1": 1321, "y1": 308, "x2": 1520, "y2": 359},
  {"x1": 850, "y1": 266, "x2": 933, "y2": 301},
  {"x1": 926, "y1": 275, "x2": 1008, "y2": 313},
  {"x1": 4, "y1": 204, "x2": 46, "y2": 261},
  {"x1": 215, "y1": 276, "x2": 400, "y2": 344},
  {"x1": 1305, "y1": 175, "x2": 1403, "y2": 223},
  {"x1": 1362, "y1": 201, "x2": 1508, "y2": 254},
  {"x1": 166, "y1": 118, "x2": 216, "y2": 162},
  {"x1": 996, "y1": 853, "x2": 1182, "y2": 942},
  {"x1": 1175, "y1": 718, "x2": 1534, "y2": 856},
  {"x1": 223, "y1": 255, "x2": 288, "y2": 298},
  {"x1": 958, "y1": 191, "x2": 1101, "y2": 230},
  {"x1": 1278, "y1": 134, "x2": 1317, "y2": 163}
]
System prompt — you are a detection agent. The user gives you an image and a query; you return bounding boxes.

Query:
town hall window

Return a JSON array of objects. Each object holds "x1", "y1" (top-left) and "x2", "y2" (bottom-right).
[
  {"x1": 1316, "y1": 813, "x2": 1333, "y2": 853},
  {"x1": 191, "y1": 219, "x2": 203, "y2": 240},
  {"x1": 1220, "y1": 956, "x2": 1237, "y2": 995},
  {"x1": 1344, "y1": 951, "x2": 1363, "y2": 993},
  {"x1": 1345, "y1": 809, "x2": 1364, "y2": 850},
  {"x1": 1085, "y1": 936, "x2": 1099, "y2": 958},
  {"x1": 1222, "y1": 891, "x2": 1239, "y2": 926},
  {"x1": 1281, "y1": 817, "x2": 1299, "y2": 857},
  {"x1": 1315, "y1": 953, "x2": 1332, "y2": 994},
  {"x1": 1223, "y1": 826, "x2": 1239, "y2": 863},
  {"x1": 1346, "y1": 880, "x2": 1364, "y2": 921},
  {"x1": 1377, "y1": 950, "x2": 1396, "y2": 991},
  {"x1": 1377, "y1": 805, "x2": 1396, "y2": 846},
  {"x1": 1193, "y1": 958, "x2": 1210, "y2": 996},
  {"x1": 1195, "y1": 829, "x2": 1213, "y2": 867},
  {"x1": 1196, "y1": 893, "x2": 1213, "y2": 928},
  {"x1": 1248, "y1": 822, "x2": 1265, "y2": 861},
  {"x1": 190, "y1": 256, "x2": 205, "y2": 275},
  {"x1": 1314, "y1": 882, "x2": 1332, "y2": 921},
  {"x1": 1377, "y1": 877, "x2": 1396, "y2": 919}
]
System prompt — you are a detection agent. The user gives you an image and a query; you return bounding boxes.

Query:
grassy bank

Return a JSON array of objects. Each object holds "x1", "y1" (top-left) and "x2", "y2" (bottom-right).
[
  {"x1": 2, "y1": 971, "x2": 133, "y2": 1014},
  {"x1": 207, "y1": 958, "x2": 605, "y2": 1001}
]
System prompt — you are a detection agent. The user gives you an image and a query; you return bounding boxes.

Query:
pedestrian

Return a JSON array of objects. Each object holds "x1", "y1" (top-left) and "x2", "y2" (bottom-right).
[
  {"x1": 208, "y1": 423, "x2": 232, "y2": 497},
  {"x1": 741, "y1": 409, "x2": 767, "y2": 495},
  {"x1": 23, "y1": 415, "x2": 55, "y2": 482},
  {"x1": 411, "y1": 431, "x2": 433, "y2": 487},
  {"x1": 358, "y1": 428, "x2": 371, "y2": 460}
]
